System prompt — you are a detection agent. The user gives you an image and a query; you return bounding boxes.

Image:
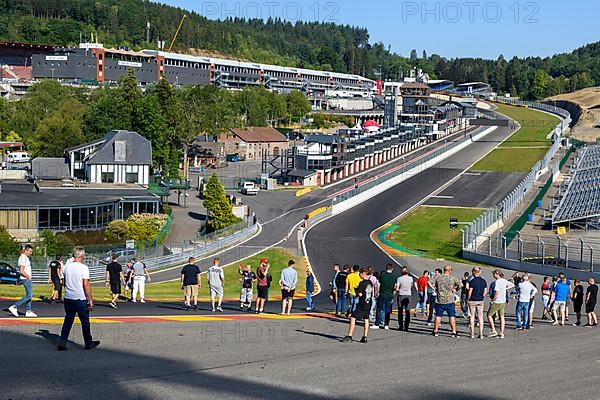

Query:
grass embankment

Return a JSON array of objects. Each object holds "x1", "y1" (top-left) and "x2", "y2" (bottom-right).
[
  {"x1": 388, "y1": 206, "x2": 484, "y2": 263},
  {"x1": 0, "y1": 248, "x2": 308, "y2": 302},
  {"x1": 472, "y1": 103, "x2": 560, "y2": 172}
]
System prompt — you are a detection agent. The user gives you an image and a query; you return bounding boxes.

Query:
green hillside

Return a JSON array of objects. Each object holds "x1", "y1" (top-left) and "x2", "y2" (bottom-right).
[{"x1": 1, "y1": 0, "x2": 600, "y2": 99}]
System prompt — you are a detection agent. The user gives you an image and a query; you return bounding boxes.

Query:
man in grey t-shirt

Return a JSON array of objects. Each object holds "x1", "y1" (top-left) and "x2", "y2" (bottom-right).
[
  {"x1": 431, "y1": 265, "x2": 462, "y2": 338},
  {"x1": 207, "y1": 258, "x2": 225, "y2": 312},
  {"x1": 394, "y1": 266, "x2": 414, "y2": 331}
]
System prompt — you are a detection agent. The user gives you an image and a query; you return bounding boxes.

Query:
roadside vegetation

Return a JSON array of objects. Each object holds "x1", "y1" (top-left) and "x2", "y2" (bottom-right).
[
  {"x1": 387, "y1": 206, "x2": 483, "y2": 263},
  {"x1": 471, "y1": 103, "x2": 559, "y2": 172}
]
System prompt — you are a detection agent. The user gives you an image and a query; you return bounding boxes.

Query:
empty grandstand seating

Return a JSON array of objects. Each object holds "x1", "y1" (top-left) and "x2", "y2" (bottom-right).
[{"x1": 553, "y1": 145, "x2": 600, "y2": 224}]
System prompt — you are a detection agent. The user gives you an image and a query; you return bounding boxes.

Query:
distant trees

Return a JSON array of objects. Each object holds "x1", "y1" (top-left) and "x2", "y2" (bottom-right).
[
  {"x1": 1, "y1": 71, "x2": 311, "y2": 178},
  {"x1": 1, "y1": 0, "x2": 599, "y2": 99}
]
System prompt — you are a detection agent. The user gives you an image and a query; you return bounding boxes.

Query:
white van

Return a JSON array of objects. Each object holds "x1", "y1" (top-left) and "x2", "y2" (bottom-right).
[{"x1": 6, "y1": 151, "x2": 31, "y2": 164}]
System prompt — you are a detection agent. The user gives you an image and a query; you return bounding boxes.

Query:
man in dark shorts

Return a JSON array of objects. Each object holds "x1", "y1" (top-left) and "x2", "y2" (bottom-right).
[
  {"x1": 342, "y1": 268, "x2": 372, "y2": 344},
  {"x1": 255, "y1": 258, "x2": 270, "y2": 314},
  {"x1": 105, "y1": 254, "x2": 124, "y2": 309},
  {"x1": 47, "y1": 255, "x2": 63, "y2": 303},
  {"x1": 181, "y1": 257, "x2": 201, "y2": 311},
  {"x1": 571, "y1": 279, "x2": 585, "y2": 326},
  {"x1": 585, "y1": 278, "x2": 598, "y2": 327}
]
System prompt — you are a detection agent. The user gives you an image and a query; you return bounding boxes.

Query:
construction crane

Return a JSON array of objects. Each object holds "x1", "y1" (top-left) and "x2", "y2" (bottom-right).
[{"x1": 167, "y1": 14, "x2": 187, "y2": 52}]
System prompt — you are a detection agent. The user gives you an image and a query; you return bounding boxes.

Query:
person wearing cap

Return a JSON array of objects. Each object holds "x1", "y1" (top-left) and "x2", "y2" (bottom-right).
[{"x1": 255, "y1": 258, "x2": 270, "y2": 314}]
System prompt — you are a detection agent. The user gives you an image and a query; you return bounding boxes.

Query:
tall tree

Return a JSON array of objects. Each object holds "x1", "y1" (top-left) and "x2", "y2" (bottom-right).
[
  {"x1": 203, "y1": 173, "x2": 237, "y2": 231},
  {"x1": 286, "y1": 90, "x2": 311, "y2": 123},
  {"x1": 31, "y1": 99, "x2": 85, "y2": 157}
]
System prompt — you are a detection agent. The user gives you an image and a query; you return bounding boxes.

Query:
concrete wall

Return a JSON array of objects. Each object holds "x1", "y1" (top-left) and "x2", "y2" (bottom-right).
[{"x1": 331, "y1": 126, "x2": 497, "y2": 215}]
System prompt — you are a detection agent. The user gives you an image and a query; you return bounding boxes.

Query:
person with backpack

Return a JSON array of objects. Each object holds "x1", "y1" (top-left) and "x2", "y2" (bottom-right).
[
  {"x1": 335, "y1": 264, "x2": 349, "y2": 317},
  {"x1": 342, "y1": 267, "x2": 373, "y2": 344},
  {"x1": 255, "y1": 258, "x2": 270, "y2": 314}
]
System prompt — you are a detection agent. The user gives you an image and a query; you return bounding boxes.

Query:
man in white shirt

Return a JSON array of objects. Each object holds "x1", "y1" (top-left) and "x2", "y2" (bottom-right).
[
  {"x1": 487, "y1": 270, "x2": 515, "y2": 338},
  {"x1": 8, "y1": 245, "x2": 36, "y2": 318},
  {"x1": 130, "y1": 258, "x2": 151, "y2": 303},
  {"x1": 516, "y1": 274, "x2": 537, "y2": 330},
  {"x1": 207, "y1": 258, "x2": 225, "y2": 312},
  {"x1": 57, "y1": 246, "x2": 99, "y2": 351}
]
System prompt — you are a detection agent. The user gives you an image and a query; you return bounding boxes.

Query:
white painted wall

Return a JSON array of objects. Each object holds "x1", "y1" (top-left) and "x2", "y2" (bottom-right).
[{"x1": 331, "y1": 126, "x2": 498, "y2": 215}]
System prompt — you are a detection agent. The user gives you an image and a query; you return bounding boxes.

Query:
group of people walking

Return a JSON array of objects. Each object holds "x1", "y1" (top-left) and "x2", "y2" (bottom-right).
[{"x1": 330, "y1": 263, "x2": 599, "y2": 343}]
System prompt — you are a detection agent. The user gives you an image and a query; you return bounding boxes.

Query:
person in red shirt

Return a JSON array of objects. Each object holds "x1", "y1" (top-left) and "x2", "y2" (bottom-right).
[
  {"x1": 255, "y1": 258, "x2": 270, "y2": 314},
  {"x1": 415, "y1": 270, "x2": 430, "y2": 318}
]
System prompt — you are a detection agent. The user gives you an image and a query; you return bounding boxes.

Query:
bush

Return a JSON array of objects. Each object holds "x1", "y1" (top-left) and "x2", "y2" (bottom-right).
[
  {"x1": 125, "y1": 213, "x2": 169, "y2": 242},
  {"x1": 0, "y1": 226, "x2": 19, "y2": 257},
  {"x1": 161, "y1": 203, "x2": 173, "y2": 215},
  {"x1": 105, "y1": 220, "x2": 129, "y2": 242}
]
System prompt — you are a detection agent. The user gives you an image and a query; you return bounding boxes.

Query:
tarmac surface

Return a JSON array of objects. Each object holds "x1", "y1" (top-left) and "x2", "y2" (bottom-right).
[
  {"x1": 425, "y1": 171, "x2": 527, "y2": 208},
  {"x1": 2, "y1": 307, "x2": 598, "y2": 400},
  {"x1": 150, "y1": 126, "x2": 486, "y2": 282}
]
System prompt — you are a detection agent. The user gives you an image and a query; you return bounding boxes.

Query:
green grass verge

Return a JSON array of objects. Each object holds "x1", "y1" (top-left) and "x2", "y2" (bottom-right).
[
  {"x1": 495, "y1": 103, "x2": 559, "y2": 148},
  {"x1": 388, "y1": 206, "x2": 484, "y2": 263},
  {"x1": 471, "y1": 147, "x2": 551, "y2": 172},
  {"x1": 471, "y1": 103, "x2": 559, "y2": 172},
  {"x1": 0, "y1": 248, "x2": 308, "y2": 302}
]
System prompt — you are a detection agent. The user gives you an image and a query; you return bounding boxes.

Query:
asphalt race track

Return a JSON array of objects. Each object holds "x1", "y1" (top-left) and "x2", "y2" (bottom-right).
[{"x1": 305, "y1": 119, "x2": 517, "y2": 294}]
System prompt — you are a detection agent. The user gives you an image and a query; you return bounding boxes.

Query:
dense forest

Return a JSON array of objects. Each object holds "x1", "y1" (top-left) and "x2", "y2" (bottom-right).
[
  {"x1": 1, "y1": 0, "x2": 600, "y2": 99},
  {"x1": 0, "y1": 72, "x2": 312, "y2": 175}
]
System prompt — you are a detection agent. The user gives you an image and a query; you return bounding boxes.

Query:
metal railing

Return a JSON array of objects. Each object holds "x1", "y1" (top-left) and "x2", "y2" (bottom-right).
[
  {"x1": 28, "y1": 217, "x2": 258, "y2": 283},
  {"x1": 466, "y1": 230, "x2": 598, "y2": 273},
  {"x1": 462, "y1": 98, "x2": 576, "y2": 267}
]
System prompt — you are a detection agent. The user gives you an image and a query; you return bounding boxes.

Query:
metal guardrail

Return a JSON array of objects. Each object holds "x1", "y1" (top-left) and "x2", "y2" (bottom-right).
[{"x1": 29, "y1": 218, "x2": 259, "y2": 283}]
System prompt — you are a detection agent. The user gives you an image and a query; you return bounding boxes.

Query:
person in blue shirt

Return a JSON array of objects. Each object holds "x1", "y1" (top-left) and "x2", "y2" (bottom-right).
[
  {"x1": 551, "y1": 276, "x2": 571, "y2": 326},
  {"x1": 279, "y1": 260, "x2": 298, "y2": 315},
  {"x1": 305, "y1": 269, "x2": 315, "y2": 311}
]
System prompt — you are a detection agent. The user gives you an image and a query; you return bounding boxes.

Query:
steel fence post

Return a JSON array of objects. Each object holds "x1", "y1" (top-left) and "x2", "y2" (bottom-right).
[
  {"x1": 541, "y1": 241, "x2": 545, "y2": 265},
  {"x1": 564, "y1": 243, "x2": 569, "y2": 269},
  {"x1": 580, "y1": 239, "x2": 584, "y2": 262}
]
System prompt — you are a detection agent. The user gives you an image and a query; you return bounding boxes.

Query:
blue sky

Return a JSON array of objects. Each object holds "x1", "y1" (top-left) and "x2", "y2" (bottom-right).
[{"x1": 159, "y1": 0, "x2": 600, "y2": 59}]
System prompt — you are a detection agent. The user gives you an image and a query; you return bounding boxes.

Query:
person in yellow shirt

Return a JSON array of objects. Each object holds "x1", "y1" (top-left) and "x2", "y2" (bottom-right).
[{"x1": 345, "y1": 265, "x2": 361, "y2": 318}]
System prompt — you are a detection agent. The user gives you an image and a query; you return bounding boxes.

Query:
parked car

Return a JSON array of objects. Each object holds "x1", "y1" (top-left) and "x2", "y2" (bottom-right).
[
  {"x1": 100, "y1": 248, "x2": 137, "y2": 265},
  {"x1": 240, "y1": 181, "x2": 259, "y2": 195},
  {"x1": 0, "y1": 261, "x2": 21, "y2": 285}
]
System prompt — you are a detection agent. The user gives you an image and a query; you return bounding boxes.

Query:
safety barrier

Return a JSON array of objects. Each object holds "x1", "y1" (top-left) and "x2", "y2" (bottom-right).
[
  {"x1": 29, "y1": 218, "x2": 259, "y2": 283},
  {"x1": 331, "y1": 125, "x2": 491, "y2": 209}
]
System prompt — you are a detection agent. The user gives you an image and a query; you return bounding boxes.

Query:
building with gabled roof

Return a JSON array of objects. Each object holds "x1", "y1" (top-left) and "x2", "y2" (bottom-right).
[
  {"x1": 221, "y1": 127, "x2": 289, "y2": 161},
  {"x1": 65, "y1": 130, "x2": 152, "y2": 185}
]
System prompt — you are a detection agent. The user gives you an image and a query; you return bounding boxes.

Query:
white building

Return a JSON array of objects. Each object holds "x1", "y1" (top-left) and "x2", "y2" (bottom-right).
[{"x1": 65, "y1": 130, "x2": 152, "y2": 185}]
